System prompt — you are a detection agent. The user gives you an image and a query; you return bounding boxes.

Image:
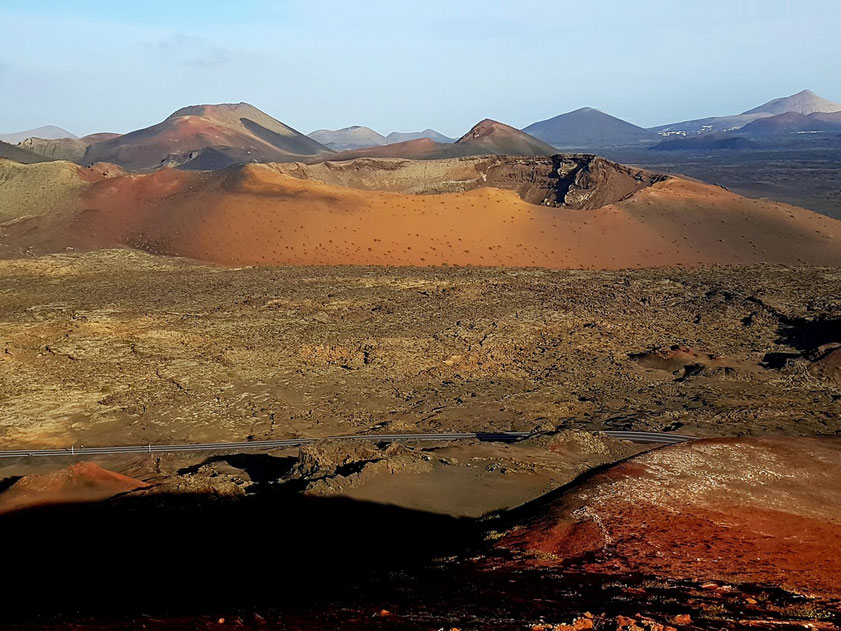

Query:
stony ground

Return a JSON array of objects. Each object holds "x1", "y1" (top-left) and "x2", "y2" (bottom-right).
[{"x1": 1, "y1": 250, "x2": 839, "y2": 449}]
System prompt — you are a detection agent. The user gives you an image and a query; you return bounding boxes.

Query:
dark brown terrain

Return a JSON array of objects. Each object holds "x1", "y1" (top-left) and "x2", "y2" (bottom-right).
[{"x1": 1, "y1": 252, "x2": 840, "y2": 628}]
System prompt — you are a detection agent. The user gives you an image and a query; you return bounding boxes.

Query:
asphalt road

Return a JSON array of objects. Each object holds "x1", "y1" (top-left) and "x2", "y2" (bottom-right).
[{"x1": 0, "y1": 430, "x2": 693, "y2": 459}]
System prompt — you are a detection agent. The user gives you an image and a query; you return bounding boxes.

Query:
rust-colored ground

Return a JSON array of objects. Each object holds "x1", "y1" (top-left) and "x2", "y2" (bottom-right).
[
  {"x1": 498, "y1": 437, "x2": 841, "y2": 600},
  {"x1": 4, "y1": 160, "x2": 840, "y2": 268}
]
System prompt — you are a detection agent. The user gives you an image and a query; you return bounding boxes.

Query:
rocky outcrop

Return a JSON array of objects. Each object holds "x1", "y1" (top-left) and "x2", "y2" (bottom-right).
[{"x1": 271, "y1": 154, "x2": 666, "y2": 210}]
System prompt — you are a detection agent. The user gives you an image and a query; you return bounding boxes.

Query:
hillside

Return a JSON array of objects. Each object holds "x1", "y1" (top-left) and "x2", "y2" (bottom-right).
[
  {"x1": 742, "y1": 88, "x2": 841, "y2": 116},
  {"x1": 0, "y1": 141, "x2": 50, "y2": 164},
  {"x1": 82, "y1": 102, "x2": 333, "y2": 171},
  {"x1": 523, "y1": 107, "x2": 657, "y2": 147},
  {"x1": 1, "y1": 155, "x2": 839, "y2": 269}
]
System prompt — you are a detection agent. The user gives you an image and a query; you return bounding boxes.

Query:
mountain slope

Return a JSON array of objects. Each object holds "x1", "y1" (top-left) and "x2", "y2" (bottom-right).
[
  {"x1": 0, "y1": 125, "x2": 77, "y2": 144},
  {"x1": 307, "y1": 126, "x2": 387, "y2": 150},
  {"x1": 82, "y1": 103, "x2": 332, "y2": 171},
  {"x1": 742, "y1": 89, "x2": 841, "y2": 116},
  {"x1": 523, "y1": 107, "x2": 658, "y2": 147}
]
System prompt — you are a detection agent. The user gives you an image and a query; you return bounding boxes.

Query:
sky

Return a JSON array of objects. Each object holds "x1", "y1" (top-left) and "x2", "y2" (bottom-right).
[{"x1": 2, "y1": 0, "x2": 841, "y2": 137}]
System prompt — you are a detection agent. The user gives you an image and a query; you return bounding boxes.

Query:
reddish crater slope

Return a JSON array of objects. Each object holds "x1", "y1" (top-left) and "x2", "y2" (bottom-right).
[
  {"x1": 497, "y1": 437, "x2": 841, "y2": 599},
  {"x1": 0, "y1": 462, "x2": 149, "y2": 514},
  {"x1": 2, "y1": 155, "x2": 841, "y2": 268}
]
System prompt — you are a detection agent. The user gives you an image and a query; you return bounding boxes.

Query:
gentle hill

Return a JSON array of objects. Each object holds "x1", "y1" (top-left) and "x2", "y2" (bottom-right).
[
  {"x1": 385, "y1": 129, "x2": 454, "y2": 144},
  {"x1": 739, "y1": 110, "x2": 841, "y2": 136},
  {"x1": 0, "y1": 141, "x2": 50, "y2": 164},
  {"x1": 3, "y1": 155, "x2": 840, "y2": 270},
  {"x1": 742, "y1": 89, "x2": 841, "y2": 116},
  {"x1": 0, "y1": 125, "x2": 77, "y2": 144},
  {"x1": 650, "y1": 135, "x2": 759, "y2": 150},
  {"x1": 307, "y1": 126, "x2": 387, "y2": 150},
  {"x1": 523, "y1": 107, "x2": 658, "y2": 147},
  {"x1": 322, "y1": 119, "x2": 555, "y2": 162},
  {"x1": 82, "y1": 102, "x2": 333, "y2": 171}
]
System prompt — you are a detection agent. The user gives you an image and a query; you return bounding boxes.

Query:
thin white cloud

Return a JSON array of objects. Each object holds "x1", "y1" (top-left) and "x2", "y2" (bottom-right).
[{"x1": 143, "y1": 32, "x2": 254, "y2": 69}]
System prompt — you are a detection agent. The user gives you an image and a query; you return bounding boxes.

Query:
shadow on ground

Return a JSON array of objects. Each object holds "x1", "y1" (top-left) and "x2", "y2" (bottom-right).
[{"x1": 0, "y1": 482, "x2": 473, "y2": 622}]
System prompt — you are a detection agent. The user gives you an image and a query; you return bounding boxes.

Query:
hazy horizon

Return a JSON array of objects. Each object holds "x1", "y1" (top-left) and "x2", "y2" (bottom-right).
[{"x1": 2, "y1": 0, "x2": 841, "y2": 136}]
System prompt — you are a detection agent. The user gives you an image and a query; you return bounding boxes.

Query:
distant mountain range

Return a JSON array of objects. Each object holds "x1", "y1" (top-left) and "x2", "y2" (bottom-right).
[
  {"x1": 649, "y1": 90, "x2": 841, "y2": 138},
  {"x1": 4, "y1": 89, "x2": 841, "y2": 170},
  {"x1": 385, "y1": 129, "x2": 454, "y2": 144},
  {"x1": 319, "y1": 119, "x2": 555, "y2": 162},
  {"x1": 307, "y1": 126, "x2": 454, "y2": 151}
]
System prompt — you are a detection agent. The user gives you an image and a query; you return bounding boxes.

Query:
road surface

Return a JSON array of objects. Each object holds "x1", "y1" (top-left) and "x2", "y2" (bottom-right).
[{"x1": 0, "y1": 430, "x2": 693, "y2": 459}]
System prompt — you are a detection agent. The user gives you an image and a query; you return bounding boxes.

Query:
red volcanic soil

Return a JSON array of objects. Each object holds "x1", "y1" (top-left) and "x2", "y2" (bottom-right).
[
  {"x1": 0, "y1": 462, "x2": 149, "y2": 514},
  {"x1": 497, "y1": 437, "x2": 841, "y2": 599},
  {"x1": 39, "y1": 164, "x2": 840, "y2": 268}
]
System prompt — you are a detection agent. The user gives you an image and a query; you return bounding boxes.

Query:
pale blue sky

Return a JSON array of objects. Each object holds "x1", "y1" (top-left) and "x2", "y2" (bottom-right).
[{"x1": 2, "y1": 0, "x2": 840, "y2": 136}]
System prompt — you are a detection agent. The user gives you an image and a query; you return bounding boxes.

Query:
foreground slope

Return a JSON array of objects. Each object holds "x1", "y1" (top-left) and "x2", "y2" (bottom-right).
[
  {"x1": 2, "y1": 155, "x2": 839, "y2": 269},
  {"x1": 385, "y1": 128, "x2": 454, "y2": 144},
  {"x1": 498, "y1": 437, "x2": 841, "y2": 599},
  {"x1": 82, "y1": 102, "x2": 332, "y2": 171}
]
